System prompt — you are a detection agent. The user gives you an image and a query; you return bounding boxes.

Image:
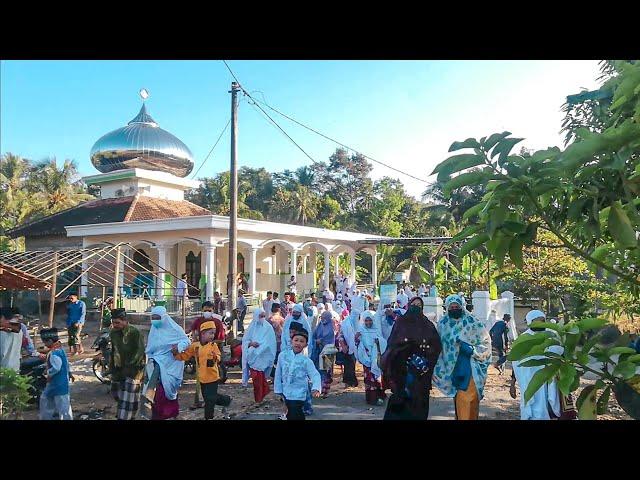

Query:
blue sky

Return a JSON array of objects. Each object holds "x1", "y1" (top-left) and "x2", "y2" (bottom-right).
[{"x1": 1, "y1": 60, "x2": 601, "y2": 198}]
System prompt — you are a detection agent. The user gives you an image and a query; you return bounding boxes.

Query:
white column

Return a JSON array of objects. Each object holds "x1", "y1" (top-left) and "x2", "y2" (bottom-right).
[
  {"x1": 204, "y1": 244, "x2": 216, "y2": 300},
  {"x1": 323, "y1": 251, "x2": 330, "y2": 290},
  {"x1": 155, "y1": 245, "x2": 169, "y2": 298},
  {"x1": 472, "y1": 290, "x2": 491, "y2": 328},
  {"x1": 290, "y1": 249, "x2": 298, "y2": 277},
  {"x1": 310, "y1": 247, "x2": 317, "y2": 289},
  {"x1": 371, "y1": 247, "x2": 378, "y2": 291},
  {"x1": 249, "y1": 247, "x2": 257, "y2": 294},
  {"x1": 270, "y1": 247, "x2": 276, "y2": 275},
  {"x1": 423, "y1": 296, "x2": 444, "y2": 321},
  {"x1": 119, "y1": 247, "x2": 129, "y2": 296},
  {"x1": 350, "y1": 252, "x2": 356, "y2": 285},
  {"x1": 80, "y1": 253, "x2": 88, "y2": 298},
  {"x1": 302, "y1": 254, "x2": 308, "y2": 274},
  {"x1": 501, "y1": 290, "x2": 518, "y2": 340}
]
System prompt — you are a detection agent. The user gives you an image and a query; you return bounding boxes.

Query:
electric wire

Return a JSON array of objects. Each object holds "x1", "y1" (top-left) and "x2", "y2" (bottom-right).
[
  {"x1": 221, "y1": 60, "x2": 430, "y2": 184},
  {"x1": 191, "y1": 118, "x2": 231, "y2": 178}
]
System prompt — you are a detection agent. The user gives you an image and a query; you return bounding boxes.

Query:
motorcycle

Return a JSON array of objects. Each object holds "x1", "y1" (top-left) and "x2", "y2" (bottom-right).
[
  {"x1": 20, "y1": 356, "x2": 48, "y2": 404},
  {"x1": 92, "y1": 329, "x2": 112, "y2": 384}
]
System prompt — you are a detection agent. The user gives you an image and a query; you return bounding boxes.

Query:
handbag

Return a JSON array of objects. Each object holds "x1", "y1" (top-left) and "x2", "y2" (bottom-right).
[{"x1": 558, "y1": 391, "x2": 577, "y2": 420}]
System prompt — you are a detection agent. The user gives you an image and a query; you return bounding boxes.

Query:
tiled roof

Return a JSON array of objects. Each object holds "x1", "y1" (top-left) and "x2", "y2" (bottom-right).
[
  {"x1": 7, "y1": 195, "x2": 211, "y2": 238},
  {"x1": 126, "y1": 195, "x2": 210, "y2": 221}
]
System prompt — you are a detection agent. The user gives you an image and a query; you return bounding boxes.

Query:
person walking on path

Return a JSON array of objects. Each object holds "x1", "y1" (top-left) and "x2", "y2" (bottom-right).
[
  {"x1": 109, "y1": 308, "x2": 146, "y2": 420},
  {"x1": 212, "y1": 291, "x2": 226, "y2": 316},
  {"x1": 489, "y1": 314, "x2": 511, "y2": 374},
  {"x1": 66, "y1": 293, "x2": 86, "y2": 355},
  {"x1": 263, "y1": 291, "x2": 274, "y2": 316},
  {"x1": 433, "y1": 294, "x2": 491, "y2": 420},
  {"x1": 356, "y1": 310, "x2": 388, "y2": 406},
  {"x1": 242, "y1": 308, "x2": 277, "y2": 403},
  {"x1": 173, "y1": 321, "x2": 225, "y2": 420},
  {"x1": 509, "y1": 310, "x2": 569, "y2": 420},
  {"x1": 142, "y1": 306, "x2": 190, "y2": 420},
  {"x1": 312, "y1": 310, "x2": 336, "y2": 397},
  {"x1": 39, "y1": 328, "x2": 74, "y2": 420},
  {"x1": 236, "y1": 290, "x2": 247, "y2": 333},
  {"x1": 268, "y1": 303, "x2": 286, "y2": 378},
  {"x1": 381, "y1": 297, "x2": 441, "y2": 420},
  {"x1": 186, "y1": 301, "x2": 226, "y2": 409},
  {"x1": 274, "y1": 325, "x2": 321, "y2": 420},
  {"x1": 282, "y1": 304, "x2": 315, "y2": 415},
  {"x1": 336, "y1": 309, "x2": 360, "y2": 388}
]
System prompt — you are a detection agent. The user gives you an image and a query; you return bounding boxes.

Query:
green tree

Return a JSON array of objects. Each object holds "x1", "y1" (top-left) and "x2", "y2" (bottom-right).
[
  {"x1": 316, "y1": 149, "x2": 374, "y2": 218},
  {"x1": 187, "y1": 172, "x2": 263, "y2": 220},
  {"x1": 239, "y1": 166, "x2": 274, "y2": 214},
  {"x1": 434, "y1": 60, "x2": 640, "y2": 419},
  {"x1": 29, "y1": 158, "x2": 93, "y2": 213},
  {"x1": 290, "y1": 185, "x2": 319, "y2": 226},
  {"x1": 433, "y1": 61, "x2": 640, "y2": 291}
]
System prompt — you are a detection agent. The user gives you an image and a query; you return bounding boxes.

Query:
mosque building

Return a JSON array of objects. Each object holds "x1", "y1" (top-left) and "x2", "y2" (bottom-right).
[{"x1": 8, "y1": 98, "x2": 382, "y2": 306}]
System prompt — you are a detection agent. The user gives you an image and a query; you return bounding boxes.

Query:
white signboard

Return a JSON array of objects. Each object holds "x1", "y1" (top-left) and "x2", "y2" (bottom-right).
[{"x1": 379, "y1": 283, "x2": 397, "y2": 307}]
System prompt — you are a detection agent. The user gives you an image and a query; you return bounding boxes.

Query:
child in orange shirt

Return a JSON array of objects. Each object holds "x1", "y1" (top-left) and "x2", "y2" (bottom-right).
[{"x1": 173, "y1": 321, "x2": 222, "y2": 419}]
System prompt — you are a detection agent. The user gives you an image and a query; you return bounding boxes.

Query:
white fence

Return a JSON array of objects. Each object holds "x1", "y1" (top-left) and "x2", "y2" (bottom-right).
[{"x1": 472, "y1": 290, "x2": 518, "y2": 340}]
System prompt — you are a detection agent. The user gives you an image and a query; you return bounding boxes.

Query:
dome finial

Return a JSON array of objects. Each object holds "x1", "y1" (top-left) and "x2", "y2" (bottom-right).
[{"x1": 139, "y1": 88, "x2": 149, "y2": 102}]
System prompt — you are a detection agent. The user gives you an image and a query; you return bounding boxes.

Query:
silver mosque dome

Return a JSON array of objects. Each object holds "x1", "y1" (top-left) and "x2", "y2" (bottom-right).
[{"x1": 90, "y1": 103, "x2": 194, "y2": 177}]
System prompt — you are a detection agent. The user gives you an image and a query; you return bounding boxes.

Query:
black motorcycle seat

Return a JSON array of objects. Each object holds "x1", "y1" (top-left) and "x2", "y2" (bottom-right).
[{"x1": 20, "y1": 356, "x2": 45, "y2": 371}]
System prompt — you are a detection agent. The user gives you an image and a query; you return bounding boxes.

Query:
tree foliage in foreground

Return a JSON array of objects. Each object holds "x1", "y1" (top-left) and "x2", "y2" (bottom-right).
[
  {"x1": 434, "y1": 60, "x2": 640, "y2": 292},
  {"x1": 435, "y1": 60, "x2": 640, "y2": 419}
]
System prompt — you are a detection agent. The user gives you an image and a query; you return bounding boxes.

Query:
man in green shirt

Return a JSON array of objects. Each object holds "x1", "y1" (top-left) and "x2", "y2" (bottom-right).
[{"x1": 109, "y1": 308, "x2": 146, "y2": 420}]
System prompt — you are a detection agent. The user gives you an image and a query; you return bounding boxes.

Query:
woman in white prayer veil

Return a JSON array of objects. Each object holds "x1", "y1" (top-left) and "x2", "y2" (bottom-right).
[
  {"x1": 242, "y1": 307, "x2": 277, "y2": 403},
  {"x1": 143, "y1": 306, "x2": 190, "y2": 420},
  {"x1": 510, "y1": 310, "x2": 563, "y2": 420},
  {"x1": 336, "y1": 307, "x2": 361, "y2": 387},
  {"x1": 355, "y1": 310, "x2": 387, "y2": 405}
]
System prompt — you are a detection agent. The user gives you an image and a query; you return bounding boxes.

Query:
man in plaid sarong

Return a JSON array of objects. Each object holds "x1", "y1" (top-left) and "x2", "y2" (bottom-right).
[{"x1": 109, "y1": 309, "x2": 146, "y2": 420}]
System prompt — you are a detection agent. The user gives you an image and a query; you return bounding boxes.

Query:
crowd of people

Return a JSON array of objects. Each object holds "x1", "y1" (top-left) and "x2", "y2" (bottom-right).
[{"x1": 5, "y1": 278, "x2": 634, "y2": 421}]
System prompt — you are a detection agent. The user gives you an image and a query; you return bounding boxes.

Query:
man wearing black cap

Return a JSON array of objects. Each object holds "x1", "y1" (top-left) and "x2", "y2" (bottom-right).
[
  {"x1": 109, "y1": 308, "x2": 146, "y2": 420},
  {"x1": 274, "y1": 324, "x2": 321, "y2": 420},
  {"x1": 39, "y1": 327, "x2": 74, "y2": 420}
]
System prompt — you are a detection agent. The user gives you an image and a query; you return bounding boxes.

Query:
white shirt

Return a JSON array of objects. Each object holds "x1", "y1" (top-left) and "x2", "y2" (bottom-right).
[
  {"x1": 176, "y1": 279, "x2": 188, "y2": 297},
  {"x1": 274, "y1": 349, "x2": 321, "y2": 401},
  {"x1": 0, "y1": 330, "x2": 23, "y2": 372},
  {"x1": 396, "y1": 292, "x2": 409, "y2": 308},
  {"x1": 263, "y1": 298, "x2": 274, "y2": 314}
]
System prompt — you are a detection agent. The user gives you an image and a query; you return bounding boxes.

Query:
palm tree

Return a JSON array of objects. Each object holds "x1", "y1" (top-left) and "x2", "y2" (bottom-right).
[
  {"x1": 290, "y1": 185, "x2": 319, "y2": 226},
  {"x1": 29, "y1": 158, "x2": 93, "y2": 213},
  {"x1": 422, "y1": 177, "x2": 485, "y2": 223},
  {"x1": 294, "y1": 166, "x2": 315, "y2": 188},
  {"x1": 1, "y1": 153, "x2": 29, "y2": 195},
  {"x1": 191, "y1": 173, "x2": 262, "y2": 219}
]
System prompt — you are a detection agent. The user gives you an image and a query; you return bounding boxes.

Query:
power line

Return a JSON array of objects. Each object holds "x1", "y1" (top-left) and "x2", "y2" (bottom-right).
[
  {"x1": 223, "y1": 60, "x2": 319, "y2": 165},
  {"x1": 253, "y1": 96, "x2": 430, "y2": 184},
  {"x1": 221, "y1": 60, "x2": 430, "y2": 184},
  {"x1": 191, "y1": 118, "x2": 231, "y2": 179},
  {"x1": 248, "y1": 97, "x2": 322, "y2": 166}
]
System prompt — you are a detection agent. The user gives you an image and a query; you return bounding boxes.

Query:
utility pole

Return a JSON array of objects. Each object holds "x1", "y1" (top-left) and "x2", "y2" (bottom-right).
[{"x1": 228, "y1": 81, "x2": 240, "y2": 337}]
